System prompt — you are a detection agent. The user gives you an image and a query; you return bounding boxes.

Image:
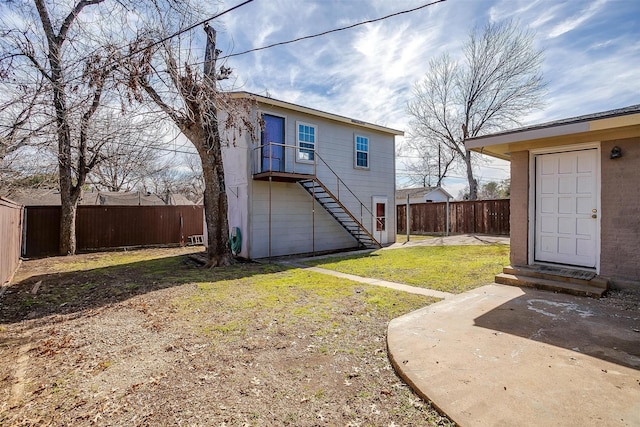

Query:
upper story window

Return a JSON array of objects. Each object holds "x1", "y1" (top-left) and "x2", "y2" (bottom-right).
[
  {"x1": 355, "y1": 135, "x2": 369, "y2": 169},
  {"x1": 296, "y1": 121, "x2": 316, "y2": 163}
]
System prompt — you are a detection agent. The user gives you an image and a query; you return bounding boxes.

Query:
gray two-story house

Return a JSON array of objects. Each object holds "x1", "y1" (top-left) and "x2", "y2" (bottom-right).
[{"x1": 219, "y1": 92, "x2": 402, "y2": 259}]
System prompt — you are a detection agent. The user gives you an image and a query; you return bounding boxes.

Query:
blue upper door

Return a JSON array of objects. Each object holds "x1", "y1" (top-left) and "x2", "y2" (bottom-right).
[{"x1": 261, "y1": 114, "x2": 285, "y2": 172}]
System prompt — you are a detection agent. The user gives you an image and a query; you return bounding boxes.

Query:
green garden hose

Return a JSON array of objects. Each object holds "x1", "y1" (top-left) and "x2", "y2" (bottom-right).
[{"x1": 230, "y1": 227, "x2": 242, "y2": 255}]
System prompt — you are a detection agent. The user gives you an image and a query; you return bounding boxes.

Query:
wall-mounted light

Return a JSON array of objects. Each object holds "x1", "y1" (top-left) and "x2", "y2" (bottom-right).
[{"x1": 610, "y1": 146, "x2": 622, "y2": 159}]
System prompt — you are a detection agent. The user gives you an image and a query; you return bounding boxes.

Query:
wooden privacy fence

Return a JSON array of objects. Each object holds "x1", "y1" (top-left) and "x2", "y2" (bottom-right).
[
  {"x1": 24, "y1": 205, "x2": 204, "y2": 258},
  {"x1": 397, "y1": 199, "x2": 510, "y2": 236},
  {"x1": 0, "y1": 197, "x2": 23, "y2": 284}
]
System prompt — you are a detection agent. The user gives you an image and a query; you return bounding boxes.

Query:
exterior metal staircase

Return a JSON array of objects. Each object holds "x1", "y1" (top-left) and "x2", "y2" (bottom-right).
[
  {"x1": 298, "y1": 178, "x2": 381, "y2": 249},
  {"x1": 251, "y1": 142, "x2": 383, "y2": 250}
]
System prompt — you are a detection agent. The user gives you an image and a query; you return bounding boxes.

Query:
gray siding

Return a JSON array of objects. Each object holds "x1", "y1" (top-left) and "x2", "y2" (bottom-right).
[{"x1": 249, "y1": 181, "x2": 357, "y2": 258}]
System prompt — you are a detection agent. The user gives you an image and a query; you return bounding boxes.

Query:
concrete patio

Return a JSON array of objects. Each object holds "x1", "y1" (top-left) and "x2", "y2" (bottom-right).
[{"x1": 387, "y1": 284, "x2": 640, "y2": 426}]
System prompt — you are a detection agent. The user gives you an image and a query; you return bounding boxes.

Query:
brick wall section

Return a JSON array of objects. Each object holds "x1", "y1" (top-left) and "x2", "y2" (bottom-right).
[
  {"x1": 600, "y1": 137, "x2": 640, "y2": 283},
  {"x1": 509, "y1": 150, "x2": 529, "y2": 266}
]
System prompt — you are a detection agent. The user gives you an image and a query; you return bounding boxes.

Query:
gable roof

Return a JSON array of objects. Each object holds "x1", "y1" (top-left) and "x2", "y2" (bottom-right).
[
  {"x1": 466, "y1": 104, "x2": 640, "y2": 160},
  {"x1": 230, "y1": 91, "x2": 404, "y2": 136},
  {"x1": 395, "y1": 186, "x2": 452, "y2": 201}
]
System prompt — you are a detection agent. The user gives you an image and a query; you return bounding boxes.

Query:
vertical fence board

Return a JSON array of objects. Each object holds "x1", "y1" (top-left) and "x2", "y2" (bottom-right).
[
  {"x1": 397, "y1": 199, "x2": 509, "y2": 235},
  {"x1": 0, "y1": 198, "x2": 23, "y2": 284}
]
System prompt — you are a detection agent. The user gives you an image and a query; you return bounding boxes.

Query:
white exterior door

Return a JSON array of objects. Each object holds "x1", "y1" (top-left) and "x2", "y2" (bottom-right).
[{"x1": 534, "y1": 149, "x2": 598, "y2": 267}]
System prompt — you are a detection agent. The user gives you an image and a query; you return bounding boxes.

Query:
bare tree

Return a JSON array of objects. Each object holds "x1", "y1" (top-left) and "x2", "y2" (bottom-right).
[
  {"x1": 0, "y1": 0, "x2": 127, "y2": 254},
  {"x1": 0, "y1": 77, "x2": 49, "y2": 161},
  {"x1": 139, "y1": 154, "x2": 204, "y2": 202},
  {"x1": 407, "y1": 20, "x2": 545, "y2": 200},
  {"x1": 127, "y1": 23, "x2": 258, "y2": 266},
  {"x1": 86, "y1": 110, "x2": 170, "y2": 192},
  {"x1": 400, "y1": 136, "x2": 455, "y2": 188}
]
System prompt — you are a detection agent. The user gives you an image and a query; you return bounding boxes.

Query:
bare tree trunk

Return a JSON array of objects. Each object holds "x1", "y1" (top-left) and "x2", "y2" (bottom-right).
[
  {"x1": 59, "y1": 193, "x2": 79, "y2": 255},
  {"x1": 50, "y1": 45, "x2": 78, "y2": 254},
  {"x1": 200, "y1": 24, "x2": 232, "y2": 267},
  {"x1": 464, "y1": 150, "x2": 478, "y2": 200},
  {"x1": 199, "y1": 131, "x2": 231, "y2": 267}
]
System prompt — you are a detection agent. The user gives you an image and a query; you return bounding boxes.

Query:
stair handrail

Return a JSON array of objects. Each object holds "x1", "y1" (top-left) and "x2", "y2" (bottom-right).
[
  {"x1": 305, "y1": 178, "x2": 381, "y2": 247},
  {"x1": 313, "y1": 151, "x2": 379, "y2": 233}
]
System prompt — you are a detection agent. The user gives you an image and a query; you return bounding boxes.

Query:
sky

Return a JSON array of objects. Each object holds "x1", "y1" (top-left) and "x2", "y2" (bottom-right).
[{"x1": 211, "y1": 0, "x2": 640, "y2": 196}]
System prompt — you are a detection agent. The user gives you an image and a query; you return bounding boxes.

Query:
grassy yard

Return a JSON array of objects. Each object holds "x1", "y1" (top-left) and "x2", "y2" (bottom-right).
[
  {"x1": 1, "y1": 248, "x2": 451, "y2": 426},
  {"x1": 304, "y1": 245, "x2": 510, "y2": 294}
]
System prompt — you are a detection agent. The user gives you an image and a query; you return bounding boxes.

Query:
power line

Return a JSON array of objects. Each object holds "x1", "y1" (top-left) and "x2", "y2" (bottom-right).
[
  {"x1": 396, "y1": 170, "x2": 508, "y2": 183},
  {"x1": 125, "y1": 0, "x2": 255, "y2": 61},
  {"x1": 220, "y1": 0, "x2": 447, "y2": 60},
  {"x1": 146, "y1": 0, "x2": 449, "y2": 74}
]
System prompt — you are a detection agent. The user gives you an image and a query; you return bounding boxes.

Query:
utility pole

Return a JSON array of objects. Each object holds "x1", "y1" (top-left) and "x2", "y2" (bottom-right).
[{"x1": 437, "y1": 141, "x2": 441, "y2": 186}]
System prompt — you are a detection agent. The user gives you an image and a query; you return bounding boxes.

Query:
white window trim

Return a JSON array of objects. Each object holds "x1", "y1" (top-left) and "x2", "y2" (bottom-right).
[
  {"x1": 354, "y1": 134, "x2": 370, "y2": 169},
  {"x1": 295, "y1": 121, "x2": 317, "y2": 164}
]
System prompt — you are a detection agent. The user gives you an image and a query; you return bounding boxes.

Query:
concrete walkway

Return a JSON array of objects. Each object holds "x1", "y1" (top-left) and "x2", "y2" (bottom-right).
[
  {"x1": 281, "y1": 261, "x2": 453, "y2": 299},
  {"x1": 388, "y1": 284, "x2": 640, "y2": 426},
  {"x1": 281, "y1": 234, "x2": 508, "y2": 300}
]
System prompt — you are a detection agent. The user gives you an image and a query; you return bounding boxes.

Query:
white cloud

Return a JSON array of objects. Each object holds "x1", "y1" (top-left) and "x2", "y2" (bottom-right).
[
  {"x1": 547, "y1": 0, "x2": 608, "y2": 38},
  {"x1": 217, "y1": 0, "x2": 640, "y2": 190}
]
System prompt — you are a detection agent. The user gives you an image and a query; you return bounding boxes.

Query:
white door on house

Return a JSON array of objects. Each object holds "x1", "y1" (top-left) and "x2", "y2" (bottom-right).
[
  {"x1": 372, "y1": 196, "x2": 388, "y2": 244},
  {"x1": 534, "y1": 149, "x2": 598, "y2": 267}
]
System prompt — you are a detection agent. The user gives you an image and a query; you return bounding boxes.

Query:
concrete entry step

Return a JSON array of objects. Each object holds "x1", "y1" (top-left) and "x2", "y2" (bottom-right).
[
  {"x1": 503, "y1": 265, "x2": 609, "y2": 289},
  {"x1": 496, "y1": 270, "x2": 608, "y2": 298}
]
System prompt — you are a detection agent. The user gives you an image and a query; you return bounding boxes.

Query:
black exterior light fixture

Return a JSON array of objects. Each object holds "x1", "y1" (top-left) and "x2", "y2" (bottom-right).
[{"x1": 610, "y1": 146, "x2": 622, "y2": 159}]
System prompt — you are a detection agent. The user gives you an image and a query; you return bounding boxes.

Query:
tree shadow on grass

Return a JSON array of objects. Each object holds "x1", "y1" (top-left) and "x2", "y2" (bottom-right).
[{"x1": 0, "y1": 252, "x2": 290, "y2": 325}]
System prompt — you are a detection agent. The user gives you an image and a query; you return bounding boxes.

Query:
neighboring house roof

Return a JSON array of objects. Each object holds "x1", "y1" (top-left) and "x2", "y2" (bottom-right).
[
  {"x1": 230, "y1": 91, "x2": 404, "y2": 136},
  {"x1": 7, "y1": 189, "x2": 195, "y2": 206},
  {"x1": 466, "y1": 104, "x2": 640, "y2": 160},
  {"x1": 6, "y1": 189, "x2": 67, "y2": 206},
  {"x1": 395, "y1": 186, "x2": 452, "y2": 203}
]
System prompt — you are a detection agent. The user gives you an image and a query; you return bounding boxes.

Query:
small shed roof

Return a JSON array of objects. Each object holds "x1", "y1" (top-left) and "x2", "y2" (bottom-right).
[
  {"x1": 466, "y1": 104, "x2": 640, "y2": 160},
  {"x1": 395, "y1": 186, "x2": 452, "y2": 201}
]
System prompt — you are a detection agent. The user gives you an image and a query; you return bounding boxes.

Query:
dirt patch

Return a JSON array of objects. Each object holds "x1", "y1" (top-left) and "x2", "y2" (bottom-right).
[
  {"x1": 0, "y1": 248, "x2": 452, "y2": 426},
  {"x1": 600, "y1": 288, "x2": 640, "y2": 312}
]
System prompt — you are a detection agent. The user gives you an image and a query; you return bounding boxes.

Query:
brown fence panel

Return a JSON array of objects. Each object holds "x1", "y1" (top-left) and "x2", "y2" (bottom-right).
[
  {"x1": 0, "y1": 198, "x2": 24, "y2": 284},
  {"x1": 24, "y1": 205, "x2": 204, "y2": 257},
  {"x1": 397, "y1": 199, "x2": 510, "y2": 235},
  {"x1": 76, "y1": 205, "x2": 204, "y2": 250},
  {"x1": 24, "y1": 206, "x2": 61, "y2": 258}
]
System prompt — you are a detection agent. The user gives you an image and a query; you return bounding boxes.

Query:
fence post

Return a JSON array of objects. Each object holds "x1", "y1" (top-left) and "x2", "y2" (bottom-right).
[
  {"x1": 446, "y1": 197, "x2": 450, "y2": 237},
  {"x1": 406, "y1": 194, "x2": 410, "y2": 242}
]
